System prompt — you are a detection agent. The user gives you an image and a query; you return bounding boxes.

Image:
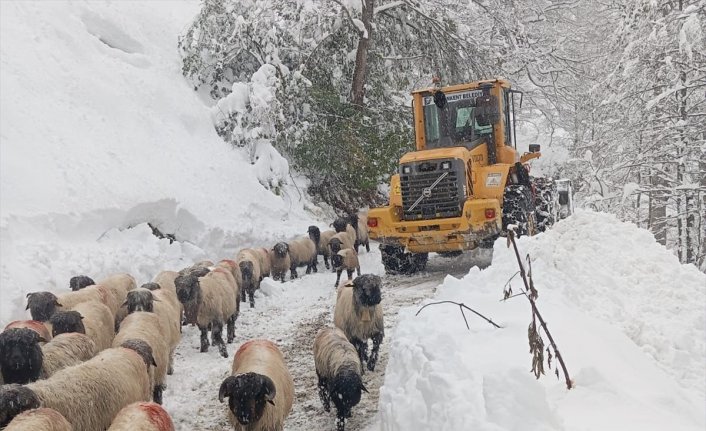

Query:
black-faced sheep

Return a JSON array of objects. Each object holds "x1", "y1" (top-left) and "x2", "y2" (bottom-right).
[
  {"x1": 288, "y1": 236, "x2": 318, "y2": 279},
  {"x1": 309, "y1": 226, "x2": 337, "y2": 270},
  {"x1": 174, "y1": 266, "x2": 238, "y2": 358},
  {"x1": 113, "y1": 305, "x2": 171, "y2": 404},
  {"x1": 269, "y1": 242, "x2": 291, "y2": 283},
  {"x1": 4, "y1": 320, "x2": 52, "y2": 343},
  {"x1": 313, "y1": 327, "x2": 368, "y2": 431},
  {"x1": 332, "y1": 249, "x2": 361, "y2": 287},
  {"x1": 108, "y1": 401, "x2": 175, "y2": 431},
  {"x1": 334, "y1": 275, "x2": 384, "y2": 372},
  {"x1": 26, "y1": 284, "x2": 120, "y2": 323},
  {"x1": 236, "y1": 249, "x2": 264, "y2": 307},
  {"x1": 40, "y1": 332, "x2": 97, "y2": 379},
  {"x1": 69, "y1": 275, "x2": 95, "y2": 291},
  {"x1": 0, "y1": 339, "x2": 156, "y2": 431},
  {"x1": 219, "y1": 339, "x2": 294, "y2": 431},
  {"x1": 348, "y1": 213, "x2": 370, "y2": 253},
  {"x1": 328, "y1": 231, "x2": 355, "y2": 257},
  {"x1": 333, "y1": 217, "x2": 357, "y2": 246},
  {"x1": 145, "y1": 272, "x2": 183, "y2": 374},
  {"x1": 4, "y1": 407, "x2": 72, "y2": 431},
  {"x1": 50, "y1": 300, "x2": 115, "y2": 352},
  {"x1": 0, "y1": 328, "x2": 44, "y2": 384}
]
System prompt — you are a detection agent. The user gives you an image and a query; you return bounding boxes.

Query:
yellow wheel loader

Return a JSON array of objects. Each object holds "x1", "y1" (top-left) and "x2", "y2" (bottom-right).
[{"x1": 366, "y1": 78, "x2": 558, "y2": 274}]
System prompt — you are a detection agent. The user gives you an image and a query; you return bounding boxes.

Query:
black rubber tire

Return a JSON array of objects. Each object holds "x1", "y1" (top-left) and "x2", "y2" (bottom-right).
[
  {"x1": 438, "y1": 251, "x2": 463, "y2": 258},
  {"x1": 380, "y1": 244, "x2": 428, "y2": 275},
  {"x1": 531, "y1": 177, "x2": 558, "y2": 232},
  {"x1": 502, "y1": 184, "x2": 535, "y2": 237},
  {"x1": 479, "y1": 234, "x2": 498, "y2": 249}
]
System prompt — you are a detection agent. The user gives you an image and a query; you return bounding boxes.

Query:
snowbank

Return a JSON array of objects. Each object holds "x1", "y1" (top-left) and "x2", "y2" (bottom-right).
[
  {"x1": 375, "y1": 210, "x2": 705, "y2": 430},
  {"x1": 0, "y1": 1, "x2": 312, "y2": 324}
]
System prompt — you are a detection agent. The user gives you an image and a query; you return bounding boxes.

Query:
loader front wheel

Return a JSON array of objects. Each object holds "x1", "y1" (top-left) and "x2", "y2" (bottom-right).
[
  {"x1": 380, "y1": 245, "x2": 428, "y2": 275},
  {"x1": 502, "y1": 184, "x2": 536, "y2": 237}
]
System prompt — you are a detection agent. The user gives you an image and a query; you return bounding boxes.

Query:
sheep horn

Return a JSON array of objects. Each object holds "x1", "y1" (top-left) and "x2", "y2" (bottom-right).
[{"x1": 218, "y1": 376, "x2": 237, "y2": 403}]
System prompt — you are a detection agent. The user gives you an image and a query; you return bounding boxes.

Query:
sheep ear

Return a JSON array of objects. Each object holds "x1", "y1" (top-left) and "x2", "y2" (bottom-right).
[
  {"x1": 218, "y1": 376, "x2": 237, "y2": 403},
  {"x1": 261, "y1": 375, "x2": 276, "y2": 402},
  {"x1": 122, "y1": 300, "x2": 129, "y2": 307},
  {"x1": 149, "y1": 353, "x2": 157, "y2": 367},
  {"x1": 26, "y1": 292, "x2": 34, "y2": 299},
  {"x1": 361, "y1": 383, "x2": 369, "y2": 393},
  {"x1": 55, "y1": 300, "x2": 63, "y2": 307},
  {"x1": 38, "y1": 335, "x2": 47, "y2": 343}
]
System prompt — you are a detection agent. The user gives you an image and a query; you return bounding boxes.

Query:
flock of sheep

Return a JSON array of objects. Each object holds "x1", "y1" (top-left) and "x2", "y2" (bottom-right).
[{"x1": 0, "y1": 212, "x2": 384, "y2": 431}]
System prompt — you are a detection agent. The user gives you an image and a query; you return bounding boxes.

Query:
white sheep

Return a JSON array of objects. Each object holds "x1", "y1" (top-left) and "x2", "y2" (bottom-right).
[
  {"x1": 0, "y1": 340, "x2": 156, "y2": 431},
  {"x1": 4, "y1": 407, "x2": 72, "y2": 431},
  {"x1": 40, "y1": 332, "x2": 97, "y2": 379},
  {"x1": 313, "y1": 327, "x2": 368, "y2": 431},
  {"x1": 174, "y1": 265, "x2": 239, "y2": 358},
  {"x1": 332, "y1": 249, "x2": 361, "y2": 287},
  {"x1": 334, "y1": 275, "x2": 384, "y2": 372},
  {"x1": 113, "y1": 309, "x2": 170, "y2": 404},
  {"x1": 287, "y1": 236, "x2": 318, "y2": 279},
  {"x1": 236, "y1": 249, "x2": 264, "y2": 307},
  {"x1": 146, "y1": 272, "x2": 183, "y2": 374},
  {"x1": 108, "y1": 401, "x2": 175, "y2": 431},
  {"x1": 219, "y1": 339, "x2": 294, "y2": 431},
  {"x1": 254, "y1": 248, "x2": 271, "y2": 278},
  {"x1": 49, "y1": 300, "x2": 115, "y2": 352},
  {"x1": 268, "y1": 243, "x2": 291, "y2": 283},
  {"x1": 348, "y1": 213, "x2": 370, "y2": 253}
]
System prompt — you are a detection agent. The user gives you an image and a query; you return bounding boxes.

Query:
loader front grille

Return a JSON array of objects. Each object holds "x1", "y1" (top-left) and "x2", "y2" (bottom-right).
[{"x1": 400, "y1": 159, "x2": 465, "y2": 221}]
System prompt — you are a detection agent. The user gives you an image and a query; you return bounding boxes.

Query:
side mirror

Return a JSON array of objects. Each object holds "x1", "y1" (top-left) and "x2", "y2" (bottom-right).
[
  {"x1": 529, "y1": 144, "x2": 540, "y2": 153},
  {"x1": 474, "y1": 94, "x2": 500, "y2": 126}
]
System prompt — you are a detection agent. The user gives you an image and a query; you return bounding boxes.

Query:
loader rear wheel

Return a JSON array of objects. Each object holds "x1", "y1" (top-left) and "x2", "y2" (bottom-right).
[
  {"x1": 531, "y1": 177, "x2": 558, "y2": 232},
  {"x1": 380, "y1": 245, "x2": 428, "y2": 275},
  {"x1": 502, "y1": 184, "x2": 536, "y2": 237}
]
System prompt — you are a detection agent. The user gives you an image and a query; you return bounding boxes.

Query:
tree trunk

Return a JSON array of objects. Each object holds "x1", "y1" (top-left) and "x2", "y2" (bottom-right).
[{"x1": 350, "y1": 0, "x2": 374, "y2": 106}]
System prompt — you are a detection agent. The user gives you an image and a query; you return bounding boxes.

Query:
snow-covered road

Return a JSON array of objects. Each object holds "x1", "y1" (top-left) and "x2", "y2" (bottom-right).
[{"x1": 162, "y1": 246, "x2": 491, "y2": 430}]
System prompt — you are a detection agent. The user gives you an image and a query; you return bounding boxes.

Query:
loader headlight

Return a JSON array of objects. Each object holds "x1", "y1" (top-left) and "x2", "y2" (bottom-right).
[
  {"x1": 441, "y1": 161, "x2": 451, "y2": 170},
  {"x1": 402, "y1": 166, "x2": 412, "y2": 174}
]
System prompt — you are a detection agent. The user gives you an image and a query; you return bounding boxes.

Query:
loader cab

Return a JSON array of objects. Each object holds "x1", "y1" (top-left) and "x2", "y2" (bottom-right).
[{"x1": 412, "y1": 79, "x2": 520, "y2": 161}]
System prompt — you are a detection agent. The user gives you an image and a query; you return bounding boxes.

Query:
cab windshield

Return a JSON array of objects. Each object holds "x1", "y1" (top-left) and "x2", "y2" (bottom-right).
[{"x1": 422, "y1": 90, "x2": 493, "y2": 149}]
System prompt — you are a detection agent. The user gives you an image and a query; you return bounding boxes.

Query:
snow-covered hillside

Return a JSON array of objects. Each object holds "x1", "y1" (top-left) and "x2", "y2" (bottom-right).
[
  {"x1": 373, "y1": 210, "x2": 706, "y2": 430},
  {"x1": 0, "y1": 1, "x2": 313, "y2": 324}
]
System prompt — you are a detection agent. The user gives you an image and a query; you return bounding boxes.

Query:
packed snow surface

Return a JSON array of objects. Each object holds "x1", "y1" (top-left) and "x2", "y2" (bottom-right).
[{"x1": 374, "y1": 210, "x2": 706, "y2": 430}]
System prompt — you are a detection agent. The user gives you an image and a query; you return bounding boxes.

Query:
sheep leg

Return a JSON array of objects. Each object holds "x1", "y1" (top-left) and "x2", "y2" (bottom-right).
[
  {"x1": 356, "y1": 265, "x2": 361, "y2": 277},
  {"x1": 365, "y1": 241, "x2": 370, "y2": 252},
  {"x1": 248, "y1": 289, "x2": 255, "y2": 308},
  {"x1": 153, "y1": 384, "x2": 165, "y2": 405},
  {"x1": 290, "y1": 265, "x2": 298, "y2": 280},
  {"x1": 317, "y1": 372, "x2": 330, "y2": 412},
  {"x1": 347, "y1": 268, "x2": 354, "y2": 280},
  {"x1": 324, "y1": 255, "x2": 330, "y2": 269},
  {"x1": 368, "y1": 332, "x2": 384, "y2": 372},
  {"x1": 168, "y1": 349, "x2": 175, "y2": 375},
  {"x1": 351, "y1": 337, "x2": 368, "y2": 372},
  {"x1": 226, "y1": 314, "x2": 235, "y2": 344},
  {"x1": 240, "y1": 287, "x2": 246, "y2": 303},
  {"x1": 199, "y1": 325, "x2": 210, "y2": 352},
  {"x1": 311, "y1": 257, "x2": 318, "y2": 273},
  {"x1": 212, "y1": 322, "x2": 228, "y2": 358},
  {"x1": 335, "y1": 269, "x2": 343, "y2": 288}
]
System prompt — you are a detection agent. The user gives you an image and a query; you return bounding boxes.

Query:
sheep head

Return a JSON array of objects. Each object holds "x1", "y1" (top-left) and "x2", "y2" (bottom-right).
[
  {"x1": 0, "y1": 328, "x2": 44, "y2": 385},
  {"x1": 125, "y1": 288, "x2": 157, "y2": 313},
  {"x1": 332, "y1": 251, "x2": 344, "y2": 269},
  {"x1": 352, "y1": 274, "x2": 382, "y2": 307},
  {"x1": 348, "y1": 213, "x2": 360, "y2": 229},
  {"x1": 329, "y1": 238, "x2": 343, "y2": 255},
  {"x1": 273, "y1": 242, "x2": 289, "y2": 258},
  {"x1": 0, "y1": 384, "x2": 40, "y2": 428},
  {"x1": 120, "y1": 339, "x2": 158, "y2": 370},
  {"x1": 307, "y1": 226, "x2": 321, "y2": 244},
  {"x1": 69, "y1": 275, "x2": 95, "y2": 291},
  {"x1": 175, "y1": 274, "x2": 200, "y2": 304},
  {"x1": 49, "y1": 310, "x2": 86, "y2": 337},
  {"x1": 25, "y1": 291, "x2": 61, "y2": 321},
  {"x1": 219, "y1": 372, "x2": 276, "y2": 426},
  {"x1": 330, "y1": 367, "x2": 367, "y2": 418},
  {"x1": 239, "y1": 260, "x2": 254, "y2": 283},
  {"x1": 332, "y1": 218, "x2": 348, "y2": 233}
]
